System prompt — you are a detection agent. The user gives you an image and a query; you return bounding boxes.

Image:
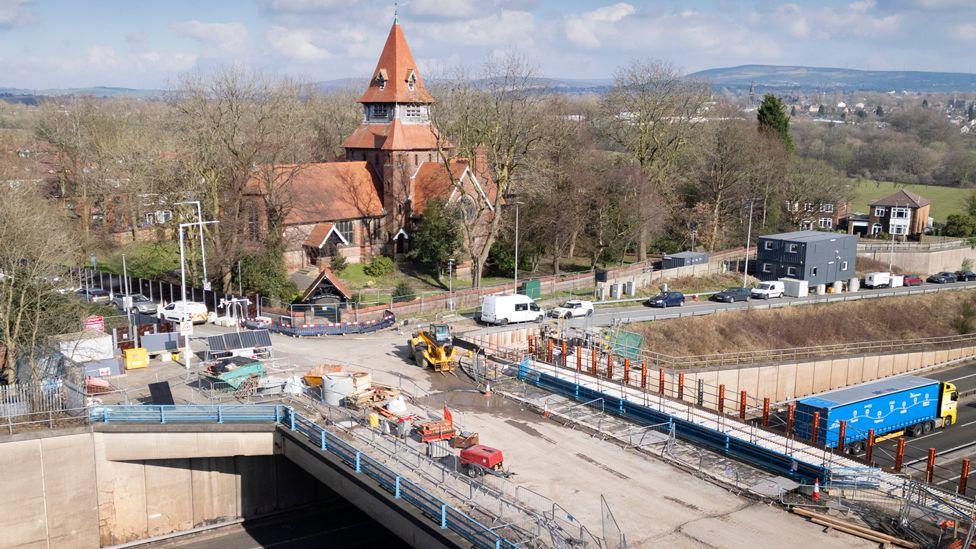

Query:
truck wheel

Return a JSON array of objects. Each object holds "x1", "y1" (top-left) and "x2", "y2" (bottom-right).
[
  {"x1": 499, "y1": 318, "x2": 508, "y2": 326},
  {"x1": 923, "y1": 421, "x2": 934, "y2": 434},
  {"x1": 586, "y1": 309, "x2": 593, "y2": 317},
  {"x1": 910, "y1": 424, "x2": 923, "y2": 437},
  {"x1": 944, "y1": 417, "x2": 954, "y2": 428}
]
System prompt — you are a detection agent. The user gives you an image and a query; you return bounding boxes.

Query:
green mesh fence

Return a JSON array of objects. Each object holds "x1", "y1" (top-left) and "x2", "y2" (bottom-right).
[{"x1": 609, "y1": 330, "x2": 644, "y2": 360}]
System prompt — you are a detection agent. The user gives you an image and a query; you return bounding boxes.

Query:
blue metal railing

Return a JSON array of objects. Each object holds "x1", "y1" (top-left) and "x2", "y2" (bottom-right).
[{"x1": 89, "y1": 404, "x2": 517, "y2": 549}]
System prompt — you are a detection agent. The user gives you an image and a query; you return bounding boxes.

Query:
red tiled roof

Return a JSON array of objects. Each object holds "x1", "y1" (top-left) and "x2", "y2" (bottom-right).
[
  {"x1": 342, "y1": 119, "x2": 442, "y2": 151},
  {"x1": 870, "y1": 189, "x2": 931, "y2": 208},
  {"x1": 412, "y1": 159, "x2": 468, "y2": 214},
  {"x1": 303, "y1": 222, "x2": 335, "y2": 248},
  {"x1": 247, "y1": 162, "x2": 384, "y2": 224},
  {"x1": 359, "y1": 24, "x2": 434, "y2": 104}
]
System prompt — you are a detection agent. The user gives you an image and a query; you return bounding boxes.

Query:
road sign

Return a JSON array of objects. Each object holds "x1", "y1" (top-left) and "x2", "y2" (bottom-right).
[
  {"x1": 203, "y1": 281, "x2": 211, "y2": 291},
  {"x1": 84, "y1": 315, "x2": 104, "y2": 332},
  {"x1": 179, "y1": 320, "x2": 194, "y2": 336}
]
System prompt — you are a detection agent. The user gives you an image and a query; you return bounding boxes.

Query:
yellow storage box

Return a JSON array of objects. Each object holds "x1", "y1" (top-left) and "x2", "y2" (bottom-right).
[{"x1": 124, "y1": 347, "x2": 149, "y2": 370}]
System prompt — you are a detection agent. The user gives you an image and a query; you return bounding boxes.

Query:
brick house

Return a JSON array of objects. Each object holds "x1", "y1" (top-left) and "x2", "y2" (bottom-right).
[
  {"x1": 786, "y1": 200, "x2": 849, "y2": 231},
  {"x1": 864, "y1": 189, "x2": 931, "y2": 238}
]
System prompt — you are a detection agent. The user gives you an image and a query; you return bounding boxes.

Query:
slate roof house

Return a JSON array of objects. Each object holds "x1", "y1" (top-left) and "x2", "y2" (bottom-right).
[
  {"x1": 245, "y1": 22, "x2": 495, "y2": 272},
  {"x1": 864, "y1": 189, "x2": 931, "y2": 238}
]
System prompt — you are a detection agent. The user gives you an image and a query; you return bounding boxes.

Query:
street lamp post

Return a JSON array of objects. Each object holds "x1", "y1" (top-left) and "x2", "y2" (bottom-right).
[
  {"x1": 179, "y1": 220, "x2": 218, "y2": 370},
  {"x1": 514, "y1": 200, "x2": 523, "y2": 294},
  {"x1": 743, "y1": 199, "x2": 755, "y2": 288},
  {"x1": 177, "y1": 200, "x2": 208, "y2": 286},
  {"x1": 447, "y1": 258, "x2": 454, "y2": 312}
]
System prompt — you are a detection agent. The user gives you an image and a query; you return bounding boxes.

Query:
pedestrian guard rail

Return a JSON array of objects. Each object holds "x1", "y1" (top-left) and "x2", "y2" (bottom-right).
[
  {"x1": 88, "y1": 404, "x2": 518, "y2": 549},
  {"x1": 242, "y1": 310, "x2": 396, "y2": 337}
]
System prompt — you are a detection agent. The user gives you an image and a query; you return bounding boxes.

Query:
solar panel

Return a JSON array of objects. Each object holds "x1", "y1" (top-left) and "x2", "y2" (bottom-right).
[
  {"x1": 224, "y1": 332, "x2": 243, "y2": 351},
  {"x1": 207, "y1": 334, "x2": 227, "y2": 352},
  {"x1": 244, "y1": 329, "x2": 272, "y2": 348},
  {"x1": 205, "y1": 329, "x2": 272, "y2": 352}
]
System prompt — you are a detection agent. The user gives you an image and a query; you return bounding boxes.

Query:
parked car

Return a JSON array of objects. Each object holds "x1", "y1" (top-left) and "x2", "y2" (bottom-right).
[
  {"x1": 549, "y1": 299, "x2": 594, "y2": 319},
  {"x1": 480, "y1": 294, "x2": 544, "y2": 325},
  {"x1": 75, "y1": 288, "x2": 111, "y2": 303},
  {"x1": 903, "y1": 274, "x2": 924, "y2": 286},
  {"x1": 711, "y1": 287, "x2": 750, "y2": 303},
  {"x1": 927, "y1": 272, "x2": 957, "y2": 284},
  {"x1": 957, "y1": 271, "x2": 976, "y2": 282},
  {"x1": 863, "y1": 272, "x2": 892, "y2": 289},
  {"x1": 750, "y1": 281, "x2": 785, "y2": 299},
  {"x1": 111, "y1": 293, "x2": 158, "y2": 315},
  {"x1": 646, "y1": 291, "x2": 685, "y2": 308},
  {"x1": 158, "y1": 300, "x2": 209, "y2": 324}
]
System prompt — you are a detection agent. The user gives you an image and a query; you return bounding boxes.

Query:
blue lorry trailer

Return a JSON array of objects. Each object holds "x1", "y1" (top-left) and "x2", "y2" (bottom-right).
[{"x1": 795, "y1": 375, "x2": 958, "y2": 451}]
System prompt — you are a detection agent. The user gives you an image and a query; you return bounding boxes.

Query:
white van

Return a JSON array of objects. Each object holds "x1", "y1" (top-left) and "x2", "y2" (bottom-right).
[
  {"x1": 864, "y1": 272, "x2": 892, "y2": 289},
  {"x1": 158, "y1": 300, "x2": 209, "y2": 324},
  {"x1": 480, "y1": 294, "x2": 545, "y2": 325},
  {"x1": 750, "y1": 281, "x2": 785, "y2": 299}
]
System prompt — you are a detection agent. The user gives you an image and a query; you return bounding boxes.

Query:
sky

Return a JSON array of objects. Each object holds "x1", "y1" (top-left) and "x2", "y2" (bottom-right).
[{"x1": 1, "y1": 0, "x2": 975, "y2": 89}]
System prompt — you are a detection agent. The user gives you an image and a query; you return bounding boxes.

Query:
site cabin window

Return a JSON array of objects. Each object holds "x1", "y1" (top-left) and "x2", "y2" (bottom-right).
[
  {"x1": 787, "y1": 243, "x2": 799, "y2": 253},
  {"x1": 819, "y1": 217, "x2": 833, "y2": 229},
  {"x1": 874, "y1": 207, "x2": 886, "y2": 217},
  {"x1": 787, "y1": 266, "x2": 797, "y2": 277},
  {"x1": 762, "y1": 263, "x2": 772, "y2": 273},
  {"x1": 841, "y1": 261, "x2": 849, "y2": 271},
  {"x1": 515, "y1": 303, "x2": 528, "y2": 312},
  {"x1": 763, "y1": 241, "x2": 773, "y2": 250},
  {"x1": 811, "y1": 267, "x2": 819, "y2": 276}
]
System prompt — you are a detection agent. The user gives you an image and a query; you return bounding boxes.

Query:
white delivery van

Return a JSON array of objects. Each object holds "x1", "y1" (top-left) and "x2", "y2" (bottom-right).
[
  {"x1": 864, "y1": 272, "x2": 892, "y2": 289},
  {"x1": 750, "y1": 281, "x2": 785, "y2": 299},
  {"x1": 480, "y1": 294, "x2": 545, "y2": 325},
  {"x1": 158, "y1": 300, "x2": 209, "y2": 324}
]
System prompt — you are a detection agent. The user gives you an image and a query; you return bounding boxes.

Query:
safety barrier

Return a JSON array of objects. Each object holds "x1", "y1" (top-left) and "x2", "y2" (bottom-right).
[
  {"x1": 88, "y1": 404, "x2": 517, "y2": 549},
  {"x1": 243, "y1": 310, "x2": 396, "y2": 337}
]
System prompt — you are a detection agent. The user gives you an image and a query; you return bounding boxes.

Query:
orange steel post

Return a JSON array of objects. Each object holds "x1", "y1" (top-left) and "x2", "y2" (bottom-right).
[
  {"x1": 547, "y1": 339, "x2": 554, "y2": 363},
  {"x1": 591, "y1": 347, "x2": 597, "y2": 375},
  {"x1": 718, "y1": 384, "x2": 725, "y2": 413},
  {"x1": 658, "y1": 369, "x2": 665, "y2": 394},
  {"x1": 623, "y1": 359, "x2": 630, "y2": 385},
  {"x1": 811, "y1": 412, "x2": 820, "y2": 445},
  {"x1": 926, "y1": 448, "x2": 936, "y2": 483},
  {"x1": 527, "y1": 336, "x2": 533, "y2": 354},
  {"x1": 561, "y1": 341, "x2": 568, "y2": 367},
  {"x1": 739, "y1": 390, "x2": 747, "y2": 420},
  {"x1": 762, "y1": 397, "x2": 770, "y2": 427},
  {"x1": 640, "y1": 362, "x2": 647, "y2": 389},
  {"x1": 787, "y1": 404, "x2": 795, "y2": 435},
  {"x1": 607, "y1": 353, "x2": 613, "y2": 379},
  {"x1": 959, "y1": 459, "x2": 970, "y2": 495},
  {"x1": 576, "y1": 346, "x2": 582, "y2": 371},
  {"x1": 677, "y1": 373, "x2": 685, "y2": 401},
  {"x1": 837, "y1": 420, "x2": 846, "y2": 452},
  {"x1": 866, "y1": 429, "x2": 876, "y2": 462},
  {"x1": 895, "y1": 437, "x2": 906, "y2": 471}
]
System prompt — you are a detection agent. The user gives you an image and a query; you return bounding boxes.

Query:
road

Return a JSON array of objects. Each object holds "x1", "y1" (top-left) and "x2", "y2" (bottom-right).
[{"x1": 464, "y1": 279, "x2": 976, "y2": 335}]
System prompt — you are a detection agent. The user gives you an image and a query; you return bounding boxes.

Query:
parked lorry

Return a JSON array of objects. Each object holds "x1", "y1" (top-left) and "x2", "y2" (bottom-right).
[
  {"x1": 863, "y1": 272, "x2": 891, "y2": 289},
  {"x1": 795, "y1": 375, "x2": 958, "y2": 453}
]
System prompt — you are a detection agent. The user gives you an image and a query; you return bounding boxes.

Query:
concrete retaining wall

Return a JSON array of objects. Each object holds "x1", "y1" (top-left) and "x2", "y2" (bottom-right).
[
  {"x1": 858, "y1": 245, "x2": 976, "y2": 274},
  {"x1": 0, "y1": 427, "x2": 329, "y2": 548}
]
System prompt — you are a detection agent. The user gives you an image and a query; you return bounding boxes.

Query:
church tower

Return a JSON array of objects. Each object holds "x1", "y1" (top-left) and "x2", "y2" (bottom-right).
[{"x1": 342, "y1": 22, "x2": 444, "y2": 242}]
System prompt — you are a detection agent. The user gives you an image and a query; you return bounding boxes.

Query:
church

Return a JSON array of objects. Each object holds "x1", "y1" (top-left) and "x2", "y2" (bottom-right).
[{"x1": 246, "y1": 21, "x2": 495, "y2": 273}]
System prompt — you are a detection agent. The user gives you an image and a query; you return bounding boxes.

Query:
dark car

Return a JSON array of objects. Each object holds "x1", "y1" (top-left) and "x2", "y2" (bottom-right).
[
  {"x1": 927, "y1": 272, "x2": 957, "y2": 284},
  {"x1": 957, "y1": 271, "x2": 976, "y2": 282},
  {"x1": 75, "y1": 288, "x2": 111, "y2": 303},
  {"x1": 903, "y1": 274, "x2": 924, "y2": 286},
  {"x1": 646, "y1": 291, "x2": 685, "y2": 308},
  {"x1": 711, "y1": 287, "x2": 750, "y2": 303}
]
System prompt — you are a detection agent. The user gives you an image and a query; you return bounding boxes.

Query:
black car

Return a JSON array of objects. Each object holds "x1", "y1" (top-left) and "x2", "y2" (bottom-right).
[
  {"x1": 927, "y1": 272, "x2": 957, "y2": 284},
  {"x1": 74, "y1": 288, "x2": 111, "y2": 303},
  {"x1": 711, "y1": 287, "x2": 750, "y2": 303},
  {"x1": 957, "y1": 271, "x2": 976, "y2": 282}
]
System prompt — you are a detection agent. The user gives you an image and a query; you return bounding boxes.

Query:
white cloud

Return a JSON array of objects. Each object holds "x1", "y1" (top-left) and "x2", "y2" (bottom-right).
[
  {"x1": 565, "y1": 3, "x2": 635, "y2": 48},
  {"x1": 171, "y1": 20, "x2": 248, "y2": 53},
  {"x1": 949, "y1": 22, "x2": 976, "y2": 42},
  {"x1": 267, "y1": 26, "x2": 331, "y2": 61},
  {"x1": 0, "y1": 0, "x2": 35, "y2": 28},
  {"x1": 415, "y1": 9, "x2": 536, "y2": 47},
  {"x1": 769, "y1": 1, "x2": 901, "y2": 41},
  {"x1": 259, "y1": 0, "x2": 358, "y2": 12}
]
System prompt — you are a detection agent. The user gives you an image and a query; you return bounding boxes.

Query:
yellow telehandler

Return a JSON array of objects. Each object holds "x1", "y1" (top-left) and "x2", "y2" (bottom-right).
[{"x1": 409, "y1": 324, "x2": 459, "y2": 372}]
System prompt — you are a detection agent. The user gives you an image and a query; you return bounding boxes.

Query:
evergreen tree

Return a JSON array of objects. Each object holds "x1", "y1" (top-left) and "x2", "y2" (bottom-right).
[
  {"x1": 875, "y1": 104, "x2": 885, "y2": 117},
  {"x1": 790, "y1": 105, "x2": 796, "y2": 116},
  {"x1": 922, "y1": 98, "x2": 929, "y2": 108},
  {"x1": 757, "y1": 93, "x2": 794, "y2": 153},
  {"x1": 818, "y1": 104, "x2": 826, "y2": 116},
  {"x1": 408, "y1": 199, "x2": 460, "y2": 276},
  {"x1": 968, "y1": 102, "x2": 975, "y2": 121}
]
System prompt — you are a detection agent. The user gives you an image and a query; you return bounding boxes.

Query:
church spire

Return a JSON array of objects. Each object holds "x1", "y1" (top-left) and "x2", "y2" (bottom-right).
[{"x1": 358, "y1": 22, "x2": 433, "y2": 105}]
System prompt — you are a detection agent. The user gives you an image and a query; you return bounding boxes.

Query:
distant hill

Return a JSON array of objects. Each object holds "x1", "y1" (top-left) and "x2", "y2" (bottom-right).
[
  {"x1": 0, "y1": 86, "x2": 165, "y2": 104},
  {"x1": 688, "y1": 65, "x2": 976, "y2": 93}
]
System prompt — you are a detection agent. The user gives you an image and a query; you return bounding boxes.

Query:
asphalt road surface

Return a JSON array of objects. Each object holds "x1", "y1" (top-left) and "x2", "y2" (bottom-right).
[{"x1": 465, "y1": 279, "x2": 976, "y2": 335}]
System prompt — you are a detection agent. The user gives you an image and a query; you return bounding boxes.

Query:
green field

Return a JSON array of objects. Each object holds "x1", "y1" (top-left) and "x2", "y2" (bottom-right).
[{"x1": 851, "y1": 179, "x2": 971, "y2": 223}]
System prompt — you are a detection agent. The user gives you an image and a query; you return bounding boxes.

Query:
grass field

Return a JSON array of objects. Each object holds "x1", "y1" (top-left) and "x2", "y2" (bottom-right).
[{"x1": 851, "y1": 179, "x2": 972, "y2": 223}]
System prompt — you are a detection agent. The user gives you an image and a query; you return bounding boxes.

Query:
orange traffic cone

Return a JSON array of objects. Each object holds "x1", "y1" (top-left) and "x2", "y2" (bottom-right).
[
  {"x1": 484, "y1": 382, "x2": 492, "y2": 396},
  {"x1": 812, "y1": 478, "x2": 821, "y2": 502},
  {"x1": 543, "y1": 403, "x2": 550, "y2": 418}
]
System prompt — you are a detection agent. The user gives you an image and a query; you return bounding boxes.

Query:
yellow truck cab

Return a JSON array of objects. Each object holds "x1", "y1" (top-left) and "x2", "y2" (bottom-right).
[{"x1": 940, "y1": 381, "x2": 959, "y2": 427}]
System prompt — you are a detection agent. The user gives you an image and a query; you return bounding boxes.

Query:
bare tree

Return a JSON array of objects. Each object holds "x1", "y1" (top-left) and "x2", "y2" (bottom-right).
[
  {"x1": 599, "y1": 60, "x2": 710, "y2": 260},
  {"x1": 781, "y1": 157, "x2": 853, "y2": 227},
  {"x1": 307, "y1": 88, "x2": 362, "y2": 162},
  {"x1": 431, "y1": 54, "x2": 549, "y2": 287}
]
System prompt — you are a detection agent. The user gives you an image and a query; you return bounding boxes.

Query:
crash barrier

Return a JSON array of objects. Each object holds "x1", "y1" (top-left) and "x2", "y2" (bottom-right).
[
  {"x1": 242, "y1": 310, "x2": 396, "y2": 337},
  {"x1": 515, "y1": 359, "x2": 830, "y2": 484},
  {"x1": 88, "y1": 404, "x2": 517, "y2": 549}
]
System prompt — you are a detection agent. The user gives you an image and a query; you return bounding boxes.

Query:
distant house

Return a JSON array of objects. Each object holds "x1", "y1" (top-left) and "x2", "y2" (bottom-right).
[
  {"x1": 756, "y1": 231, "x2": 857, "y2": 286},
  {"x1": 864, "y1": 189, "x2": 931, "y2": 238},
  {"x1": 785, "y1": 200, "x2": 849, "y2": 231}
]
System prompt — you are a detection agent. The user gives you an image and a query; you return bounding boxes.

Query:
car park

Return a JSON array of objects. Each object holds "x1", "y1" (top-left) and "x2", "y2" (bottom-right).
[
  {"x1": 750, "y1": 281, "x2": 785, "y2": 299},
  {"x1": 549, "y1": 299, "x2": 594, "y2": 319},
  {"x1": 903, "y1": 274, "x2": 923, "y2": 286},
  {"x1": 75, "y1": 288, "x2": 111, "y2": 303},
  {"x1": 646, "y1": 291, "x2": 685, "y2": 308},
  {"x1": 927, "y1": 272, "x2": 957, "y2": 284},
  {"x1": 711, "y1": 287, "x2": 750, "y2": 303},
  {"x1": 957, "y1": 271, "x2": 976, "y2": 282},
  {"x1": 111, "y1": 293, "x2": 158, "y2": 315}
]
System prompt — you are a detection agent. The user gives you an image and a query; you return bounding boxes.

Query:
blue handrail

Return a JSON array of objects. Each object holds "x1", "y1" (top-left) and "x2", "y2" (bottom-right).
[{"x1": 89, "y1": 404, "x2": 518, "y2": 549}]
